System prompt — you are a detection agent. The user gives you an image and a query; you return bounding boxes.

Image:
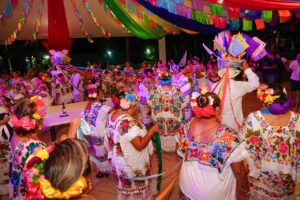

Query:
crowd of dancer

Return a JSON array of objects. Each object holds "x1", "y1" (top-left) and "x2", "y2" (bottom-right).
[{"x1": 0, "y1": 51, "x2": 299, "y2": 200}]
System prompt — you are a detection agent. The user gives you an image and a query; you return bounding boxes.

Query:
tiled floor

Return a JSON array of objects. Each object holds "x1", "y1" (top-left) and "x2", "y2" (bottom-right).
[{"x1": 39, "y1": 82, "x2": 300, "y2": 200}]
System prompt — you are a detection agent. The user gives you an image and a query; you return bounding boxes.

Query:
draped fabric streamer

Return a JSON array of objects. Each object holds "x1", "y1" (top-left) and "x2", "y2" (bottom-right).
[
  {"x1": 70, "y1": 0, "x2": 94, "y2": 43},
  {"x1": 32, "y1": 0, "x2": 43, "y2": 41},
  {"x1": 2, "y1": 0, "x2": 32, "y2": 45},
  {"x1": 104, "y1": 0, "x2": 164, "y2": 39},
  {"x1": 135, "y1": 0, "x2": 227, "y2": 34},
  {"x1": 47, "y1": 0, "x2": 71, "y2": 50},
  {"x1": 82, "y1": 0, "x2": 110, "y2": 38}
]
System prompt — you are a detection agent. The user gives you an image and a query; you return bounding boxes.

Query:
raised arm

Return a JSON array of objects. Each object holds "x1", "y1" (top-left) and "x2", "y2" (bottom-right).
[{"x1": 131, "y1": 125, "x2": 158, "y2": 151}]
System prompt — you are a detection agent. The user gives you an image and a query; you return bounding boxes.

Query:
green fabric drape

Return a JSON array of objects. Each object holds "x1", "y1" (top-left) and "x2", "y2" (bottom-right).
[{"x1": 104, "y1": 0, "x2": 164, "y2": 39}]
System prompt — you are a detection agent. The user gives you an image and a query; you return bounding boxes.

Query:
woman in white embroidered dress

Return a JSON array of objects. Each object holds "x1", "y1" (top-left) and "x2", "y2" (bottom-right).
[
  {"x1": 148, "y1": 71, "x2": 187, "y2": 152},
  {"x1": 179, "y1": 90, "x2": 249, "y2": 200},
  {"x1": 107, "y1": 91, "x2": 158, "y2": 200},
  {"x1": 242, "y1": 84, "x2": 300, "y2": 199}
]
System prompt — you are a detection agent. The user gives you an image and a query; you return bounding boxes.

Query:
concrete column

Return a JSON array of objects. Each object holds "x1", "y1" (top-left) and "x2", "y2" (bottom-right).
[{"x1": 158, "y1": 37, "x2": 166, "y2": 61}]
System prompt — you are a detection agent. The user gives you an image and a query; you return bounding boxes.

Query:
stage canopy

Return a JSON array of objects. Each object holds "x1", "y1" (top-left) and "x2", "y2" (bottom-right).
[{"x1": 0, "y1": 0, "x2": 299, "y2": 46}]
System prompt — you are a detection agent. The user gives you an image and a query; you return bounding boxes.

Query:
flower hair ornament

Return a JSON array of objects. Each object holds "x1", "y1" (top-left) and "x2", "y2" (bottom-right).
[
  {"x1": 257, "y1": 84, "x2": 280, "y2": 105},
  {"x1": 23, "y1": 146, "x2": 88, "y2": 200},
  {"x1": 12, "y1": 95, "x2": 46, "y2": 130},
  {"x1": 87, "y1": 84, "x2": 97, "y2": 99},
  {"x1": 120, "y1": 92, "x2": 139, "y2": 110},
  {"x1": 158, "y1": 71, "x2": 172, "y2": 86},
  {"x1": 190, "y1": 86, "x2": 216, "y2": 118},
  {"x1": 257, "y1": 84, "x2": 291, "y2": 115}
]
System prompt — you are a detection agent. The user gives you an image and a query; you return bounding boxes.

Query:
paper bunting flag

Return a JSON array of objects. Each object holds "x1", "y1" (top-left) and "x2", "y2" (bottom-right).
[
  {"x1": 192, "y1": 10, "x2": 200, "y2": 22},
  {"x1": 144, "y1": 14, "x2": 150, "y2": 25},
  {"x1": 243, "y1": 19, "x2": 252, "y2": 31},
  {"x1": 243, "y1": 34, "x2": 260, "y2": 56},
  {"x1": 148, "y1": 0, "x2": 157, "y2": 6},
  {"x1": 255, "y1": 19, "x2": 265, "y2": 30},
  {"x1": 210, "y1": 4, "x2": 223, "y2": 16},
  {"x1": 278, "y1": 10, "x2": 292, "y2": 23},
  {"x1": 4, "y1": 2, "x2": 13, "y2": 16},
  {"x1": 119, "y1": 0, "x2": 126, "y2": 5},
  {"x1": 261, "y1": 11, "x2": 272, "y2": 23},
  {"x1": 136, "y1": 10, "x2": 144, "y2": 19},
  {"x1": 127, "y1": 1, "x2": 136, "y2": 12},
  {"x1": 191, "y1": 0, "x2": 203, "y2": 11},
  {"x1": 228, "y1": 7, "x2": 240, "y2": 19},
  {"x1": 206, "y1": 14, "x2": 213, "y2": 25},
  {"x1": 230, "y1": 19, "x2": 240, "y2": 30},
  {"x1": 150, "y1": 19, "x2": 157, "y2": 27},
  {"x1": 228, "y1": 34, "x2": 249, "y2": 57},
  {"x1": 199, "y1": 11, "x2": 208, "y2": 24},
  {"x1": 213, "y1": 16, "x2": 226, "y2": 29}
]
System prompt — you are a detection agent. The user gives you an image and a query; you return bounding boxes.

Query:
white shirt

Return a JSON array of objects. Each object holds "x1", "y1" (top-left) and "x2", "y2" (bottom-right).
[
  {"x1": 289, "y1": 60, "x2": 300, "y2": 81},
  {"x1": 70, "y1": 73, "x2": 84, "y2": 102},
  {"x1": 212, "y1": 68, "x2": 259, "y2": 131}
]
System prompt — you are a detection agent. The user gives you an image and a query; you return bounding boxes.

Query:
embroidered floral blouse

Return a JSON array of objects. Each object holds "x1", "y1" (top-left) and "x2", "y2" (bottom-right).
[
  {"x1": 148, "y1": 86, "x2": 187, "y2": 136},
  {"x1": 179, "y1": 120, "x2": 245, "y2": 177},
  {"x1": 179, "y1": 119, "x2": 248, "y2": 199},
  {"x1": 242, "y1": 111, "x2": 300, "y2": 199},
  {"x1": 106, "y1": 114, "x2": 154, "y2": 194},
  {"x1": 9, "y1": 139, "x2": 46, "y2": 199},
  {"x1": 84, "y1": 102, "x2": 103, "y2": 128}
]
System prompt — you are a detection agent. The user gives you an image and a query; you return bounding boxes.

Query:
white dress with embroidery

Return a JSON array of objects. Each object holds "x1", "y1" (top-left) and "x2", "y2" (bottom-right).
[
  {"x1": 148, "y1": 86, "x2": 187, "y2": 152},
  {"x1": 179, "y1": 119, "x2": 248, "y2": 200},
  {"x1": 107, "y1": 114, "x2": 155, "y2": 200},
  {"x1": 242, "y1": 111, "x2": 300, "y2": 200}
]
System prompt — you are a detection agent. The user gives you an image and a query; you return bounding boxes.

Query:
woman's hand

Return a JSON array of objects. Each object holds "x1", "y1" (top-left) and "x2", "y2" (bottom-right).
[
  {"x1": 149, "y1": 124, "x2": 159, "y2": 134},
  {"x1": 131, "y1": 124, "x2": 158, "y2": 151},
  {"x1": 68, "y1": 117, "x2": 81, "y2": 139}
]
